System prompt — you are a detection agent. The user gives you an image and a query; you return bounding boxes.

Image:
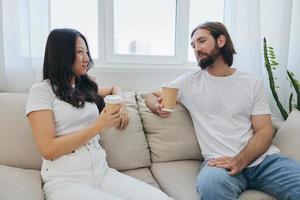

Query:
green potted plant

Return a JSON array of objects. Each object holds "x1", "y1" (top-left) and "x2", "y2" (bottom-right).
[{"x1": 263, "y1": 37, "x2": 300, "y2": 120}]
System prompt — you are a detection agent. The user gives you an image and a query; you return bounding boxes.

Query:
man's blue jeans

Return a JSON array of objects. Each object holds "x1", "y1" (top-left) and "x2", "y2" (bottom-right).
[{"x1": 196, "y1": 154, "x2": 300, "y2": 200}]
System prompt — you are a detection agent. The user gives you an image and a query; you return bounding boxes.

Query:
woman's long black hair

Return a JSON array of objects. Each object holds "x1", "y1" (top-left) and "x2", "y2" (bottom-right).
[{"x1": 43, "y1": 28, "x2": 105, "y2": 113}]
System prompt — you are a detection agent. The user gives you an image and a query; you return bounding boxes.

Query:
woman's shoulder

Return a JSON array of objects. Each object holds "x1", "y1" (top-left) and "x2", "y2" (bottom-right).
[
  {"x1": 30, "y1": 79, "x2": 50, "y2": 89},
  {"x1": 29, "y1": 79, "x2": 54, "y2": 97}
]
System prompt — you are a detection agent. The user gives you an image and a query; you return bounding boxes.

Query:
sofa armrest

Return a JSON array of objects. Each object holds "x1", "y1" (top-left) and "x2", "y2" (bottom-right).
[{"x1": 272, "y1": 120, "x2": 284, "y2": 133}]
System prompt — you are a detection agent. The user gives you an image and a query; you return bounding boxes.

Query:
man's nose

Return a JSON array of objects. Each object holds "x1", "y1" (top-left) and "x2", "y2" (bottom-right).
[{"x1": 195, "y1": 49, "x2": 202, "y2": 56}]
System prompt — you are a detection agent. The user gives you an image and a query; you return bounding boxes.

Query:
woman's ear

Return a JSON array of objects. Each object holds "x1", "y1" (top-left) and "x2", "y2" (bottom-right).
[{"x1": 217, "y1": 35, "x2": 226, "y2": 48}]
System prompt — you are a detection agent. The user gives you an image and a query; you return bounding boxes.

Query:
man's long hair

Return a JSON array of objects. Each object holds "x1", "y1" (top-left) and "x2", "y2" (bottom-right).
[
  {"x1": 191, "y1": 22, "x2": 236, "y2": 66},
  {"x1": 43, "y1": 28, "x2": 105, "y2": 113}
]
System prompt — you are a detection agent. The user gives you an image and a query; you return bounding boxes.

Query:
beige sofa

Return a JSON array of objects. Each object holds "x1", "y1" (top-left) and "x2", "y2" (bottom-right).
[{"x1": 1, "y1": 92, "x2": 300, "y2": 200}]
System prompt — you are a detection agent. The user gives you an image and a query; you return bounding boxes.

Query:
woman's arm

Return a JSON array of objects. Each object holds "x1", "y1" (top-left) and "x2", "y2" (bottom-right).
[
  {"x1": 28, "y1": 106, "x2": 121, "y2": 160},
  {"x1": 98, "y1": 85, "x2": 129, "y2": 130},
  {"x1": 98, "y1": 86, "x2": 122, "y2": 97}
]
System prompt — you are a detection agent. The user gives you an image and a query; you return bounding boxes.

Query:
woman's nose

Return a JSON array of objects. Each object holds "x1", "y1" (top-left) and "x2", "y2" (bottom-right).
[{"x1": 83, "y1": 54, "x2": 89, "y2": 62}]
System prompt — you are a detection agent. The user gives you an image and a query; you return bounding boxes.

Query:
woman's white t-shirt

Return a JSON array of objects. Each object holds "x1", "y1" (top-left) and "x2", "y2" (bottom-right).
[
  {"x1": 169, "y1": 69, "x2": 280, "y2": 167},
  {"x1": 26, "y1": 80, "x2": 99, "y2": 137}
]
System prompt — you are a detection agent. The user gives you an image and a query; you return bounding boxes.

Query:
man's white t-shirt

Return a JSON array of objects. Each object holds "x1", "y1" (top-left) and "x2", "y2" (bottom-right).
[
  {"x1": 26, "y1": 80, "x2": 100, "y2": 138},
  {"x1": 169, "y1": 69, "x2": 280, "y2": 167}
]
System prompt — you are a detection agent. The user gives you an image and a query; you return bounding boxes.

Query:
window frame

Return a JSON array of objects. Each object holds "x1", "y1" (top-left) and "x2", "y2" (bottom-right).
[{"x1": 49, "y1": 0, "x2": 224, "y2": 67}]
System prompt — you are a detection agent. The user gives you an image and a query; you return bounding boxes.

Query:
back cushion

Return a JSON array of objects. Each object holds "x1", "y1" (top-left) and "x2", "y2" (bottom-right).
[
  {"x1": 0, "y1": 93, "x2": 42, "y2": 169},
  {"x1": 100, "y1": 92, "x2": 151, "y2": 170},
  {"x1": 137, "y1": 92, "x2": 203, "y2": 163},
  {"x1": 273, "y1": 109, "x2": 300, "y2": 161}
]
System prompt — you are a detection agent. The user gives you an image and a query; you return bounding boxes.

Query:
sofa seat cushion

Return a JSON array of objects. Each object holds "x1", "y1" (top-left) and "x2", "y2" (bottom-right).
[
  {"x1": 121, "y1": 167, "x2": 160, "y2": 189},
  {"x1": 137, "y1": 93, "x2": 203, "y2": 163},
  {"x1": 0, "y1": 165, "x2": 43, "y2": 200},
  {"x1": 273, "y1": 109, "x2": 300, "y2": 161},
  {"x1": 0, "y1": 93, "x2": 42, "y2": 169},
  {"x1": 150, "y1": 160, "x2": 201, "y2": 200},
  {"x1": 150, "y1": 160, "x2": 274, "y2": 200},
  {"x1": 240, "y1": 190, "x2": 275, "y2": 200},
  {"x1": 100, "y1": 92, "x2": 151, "y2": 171}
]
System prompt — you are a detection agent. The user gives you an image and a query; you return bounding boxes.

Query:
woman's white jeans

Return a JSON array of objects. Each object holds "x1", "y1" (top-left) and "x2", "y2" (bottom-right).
[{"x1": 41, "y1": 138, "x2": 173, "y2": 200}]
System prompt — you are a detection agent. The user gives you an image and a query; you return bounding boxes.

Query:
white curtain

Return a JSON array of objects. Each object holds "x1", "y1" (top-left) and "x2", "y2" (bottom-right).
[
  {"x1": 224, "y1": 0, "x2": 298, "y2": 120},
  {"x1": 224, "y1": 0, "x2": 263, "y2": 76},
  {"x1": 0, "y1": 0, "x2": 48, "y2": 92}
]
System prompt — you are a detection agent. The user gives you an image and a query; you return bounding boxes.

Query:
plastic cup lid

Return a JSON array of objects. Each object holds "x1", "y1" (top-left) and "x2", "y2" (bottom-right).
[{"x1": 104, "y1": 95, "x2": 122, "y2": 104}]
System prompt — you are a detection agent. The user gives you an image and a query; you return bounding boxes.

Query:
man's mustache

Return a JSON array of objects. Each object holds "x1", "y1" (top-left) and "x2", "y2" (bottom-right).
[{"x1": 196, "y1": 51, "x2": 207, "y2": 57}]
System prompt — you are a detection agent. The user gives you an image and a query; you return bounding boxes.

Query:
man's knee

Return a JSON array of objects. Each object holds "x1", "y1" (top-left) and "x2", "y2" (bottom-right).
[{"x1": 196, "y1": 166, "x2": 241, "y2": 199}]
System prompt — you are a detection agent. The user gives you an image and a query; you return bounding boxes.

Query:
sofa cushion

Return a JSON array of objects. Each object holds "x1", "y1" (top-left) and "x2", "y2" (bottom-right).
[
  {"x1": 121, "y1": 167, "x2": 160, "y2": 189},
  {"x1": 100, "y1": 92, "x2": 151, "y2": 171},
  {"x1": 240, "y1": 190, "x2": 275, "y2": 200},
  {"x1": 150, "y1": 160, "x2": 201, "y2": 200},
  {"x1": 137, "y1": 93, "x2": 203, "y2": 163},
  {"x1": 0, "y1": 165, "x2": 43, "y2": 200},
  {"x1": 273, "y1": 109, "x2": 300, "y2": 161},
  {"x1": 0, "y1": 93, "x2": 42, "y2": 169}
]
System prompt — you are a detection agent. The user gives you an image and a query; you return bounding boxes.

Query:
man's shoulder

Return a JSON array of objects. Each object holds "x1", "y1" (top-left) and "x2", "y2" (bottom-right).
[
  {"x1": 235, "y1": 70, "x2": 262, "y2": 83},
  {"x1": 177, "y1": 69, "x2": 202, "y2": 80}
]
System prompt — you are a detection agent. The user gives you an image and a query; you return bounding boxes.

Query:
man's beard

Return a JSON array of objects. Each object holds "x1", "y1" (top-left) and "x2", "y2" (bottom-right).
[{"x1": 197, "y1": 45, "x2": 220, "y2": 69}]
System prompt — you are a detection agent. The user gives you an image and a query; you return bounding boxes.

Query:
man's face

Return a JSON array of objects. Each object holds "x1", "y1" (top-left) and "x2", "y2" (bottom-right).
[{"x1": 191, "y1": 29, "x2": 220, "y2": 69}]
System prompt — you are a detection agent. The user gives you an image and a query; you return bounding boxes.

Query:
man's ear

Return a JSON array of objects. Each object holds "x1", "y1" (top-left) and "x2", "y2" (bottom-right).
[{"x1": 217, "y1": 35, "x2": 226, "y2": 48}]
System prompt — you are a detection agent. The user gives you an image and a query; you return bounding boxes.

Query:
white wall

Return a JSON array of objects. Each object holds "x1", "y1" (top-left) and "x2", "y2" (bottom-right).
[
  {"x1": 0, "y1": 0, "x2": 8, "y2": 91},
  {"x1": 35, "y1": 64, "x2": 198, "y2": 91},
  {"x1": 288, "y1": 0, "x2": 300, "y2": 77},
  {"x1": 90, "y1": 66, "x2": 197, "y2": 91}
]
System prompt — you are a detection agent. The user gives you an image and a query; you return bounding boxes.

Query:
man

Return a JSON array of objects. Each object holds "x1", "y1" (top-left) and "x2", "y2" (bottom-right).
[{"x1": 145, "y1": 22, "x2": 300, "y2": 200}]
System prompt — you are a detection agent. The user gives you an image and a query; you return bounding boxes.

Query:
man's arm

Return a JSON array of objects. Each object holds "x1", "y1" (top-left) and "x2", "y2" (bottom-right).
[
  {"x1": 208, "y1": 114, "x2": 274, "y2": 175},
  {"x1": 145, "y1": 91, "x2": 171, "y2": 118}
]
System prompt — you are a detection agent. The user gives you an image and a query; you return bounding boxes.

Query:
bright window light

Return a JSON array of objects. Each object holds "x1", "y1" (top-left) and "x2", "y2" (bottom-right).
[
  {"x1": 113, "y1": 0, "x2": 176, "y2": 56},
  {"x1": 50, "y1": 0, "x2": 99, "y2": 58}
]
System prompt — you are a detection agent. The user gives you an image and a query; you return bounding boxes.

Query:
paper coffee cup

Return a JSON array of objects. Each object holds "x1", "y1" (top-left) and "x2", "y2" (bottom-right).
[
  {"x1": 161, "y1": 87, "x2": 179, "y2": 112},
  {"x1": 104, "y1": 95, "x2": 122, "y2": 112}
]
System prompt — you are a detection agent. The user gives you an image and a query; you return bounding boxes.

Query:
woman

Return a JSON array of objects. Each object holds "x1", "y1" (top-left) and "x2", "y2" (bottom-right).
[{"x1": 26, "y1": 28, "x2": 174, "y2": 200}]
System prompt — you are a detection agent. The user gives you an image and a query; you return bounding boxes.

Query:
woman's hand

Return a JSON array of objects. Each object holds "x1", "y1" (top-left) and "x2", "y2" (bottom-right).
[
  {"x1": 116, "y1": 103, "x2": 129, "y2": 130},
  {"x1": 96, "y1": 106, "x2": 121, "y2": 131}
]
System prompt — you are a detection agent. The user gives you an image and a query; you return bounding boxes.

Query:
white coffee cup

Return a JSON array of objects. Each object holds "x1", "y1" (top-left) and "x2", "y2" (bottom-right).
[{"x1": 104, "y1": 95, "x2": 122, "y2": 111}]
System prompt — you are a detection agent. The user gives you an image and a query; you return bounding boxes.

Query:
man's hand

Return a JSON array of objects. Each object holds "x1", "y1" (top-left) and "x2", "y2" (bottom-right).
[
  {"x1": 155, "y1": 96, "x2": 171, "y2": 118},
  {"x1": 145, "y1": 92, "x2": 172, "y2": 118},
  {"x1": 207, "y1": 156, "x2": 246, "y2": 176}
]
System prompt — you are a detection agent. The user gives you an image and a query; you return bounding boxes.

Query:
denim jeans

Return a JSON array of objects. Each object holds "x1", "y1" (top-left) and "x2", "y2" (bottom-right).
[{"x1": 196, "y1": 154, "x2": 300, "y2": 200}]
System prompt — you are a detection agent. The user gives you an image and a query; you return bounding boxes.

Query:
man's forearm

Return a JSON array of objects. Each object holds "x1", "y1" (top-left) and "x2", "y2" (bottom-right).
[{"x1": 235, "y1": 127, "x2": 273, "y2": 168}]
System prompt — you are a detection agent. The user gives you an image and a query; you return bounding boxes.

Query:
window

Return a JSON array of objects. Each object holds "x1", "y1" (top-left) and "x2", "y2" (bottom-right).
[
  {"x1": 50, "y1": 0, "x2": 224, "y2": 65},
  {"x1": 50, "y1": 0, "x2": 99, "y2": 58},
  {"x1": 113, "y1": 0, "x2": 176, "y2": 56}
]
